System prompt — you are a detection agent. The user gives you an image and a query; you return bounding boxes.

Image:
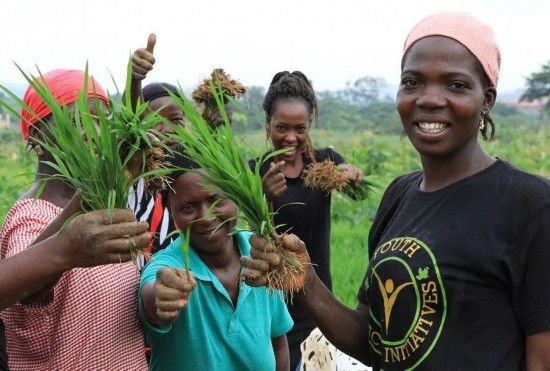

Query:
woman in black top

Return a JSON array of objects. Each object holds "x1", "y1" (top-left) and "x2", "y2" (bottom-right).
[{"x1": 253, "y1": 71, "x2": 363, "y2": 369}]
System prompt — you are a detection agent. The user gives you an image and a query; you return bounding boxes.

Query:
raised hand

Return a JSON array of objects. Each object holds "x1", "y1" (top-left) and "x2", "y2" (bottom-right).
[
  {"x1": 154, "y1": 268, "x2": 196, "y2": 323},
  {"x1": 131, "y1": 33, "x2": 156, "y2": 80},
  {"x1": 62, "y1": 208, "x2": 151, "y2": 268},
  {"x1": 262, "y1": 161, "x2": 287, "y2": 201}
]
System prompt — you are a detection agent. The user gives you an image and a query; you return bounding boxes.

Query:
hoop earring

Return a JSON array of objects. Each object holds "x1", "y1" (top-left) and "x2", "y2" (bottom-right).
[{"x1": 479, "y1": 114, "x2": 486, "y2": 131}]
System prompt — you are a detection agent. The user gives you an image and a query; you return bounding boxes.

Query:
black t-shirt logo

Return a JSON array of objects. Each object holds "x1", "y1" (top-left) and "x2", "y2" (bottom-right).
[{"x1": 366, "y1": 237, "x2": 447, "y2": 368}]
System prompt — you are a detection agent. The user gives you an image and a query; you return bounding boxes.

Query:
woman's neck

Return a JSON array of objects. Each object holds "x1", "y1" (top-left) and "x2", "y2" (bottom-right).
[
  {"x1": 276, "y1": 152, "x2": 305, "y2": 178},
  {"x1": 199, "y1": 236, "x2": 240, "y2": 271},
  {"x1": 419, "y1": 144, "x2": 495, "y2": 192}
]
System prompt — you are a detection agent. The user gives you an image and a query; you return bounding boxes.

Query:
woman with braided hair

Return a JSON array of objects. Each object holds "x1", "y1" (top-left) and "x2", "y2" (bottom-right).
[{"x1": 250, "y1": 70, "x2": 363, "y2": 369}]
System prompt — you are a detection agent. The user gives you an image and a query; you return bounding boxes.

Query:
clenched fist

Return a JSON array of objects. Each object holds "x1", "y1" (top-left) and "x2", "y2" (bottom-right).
[{"x1": 153, "y1": 267, "x2": 196, "y2": 324}]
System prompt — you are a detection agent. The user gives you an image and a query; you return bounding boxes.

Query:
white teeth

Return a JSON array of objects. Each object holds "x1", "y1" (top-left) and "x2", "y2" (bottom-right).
[{"x1": 418, "y1": 122, "x2": 447, "y2": 133}]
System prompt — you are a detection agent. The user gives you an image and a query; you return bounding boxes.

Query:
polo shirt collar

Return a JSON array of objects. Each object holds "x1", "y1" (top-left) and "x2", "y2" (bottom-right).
[{"x1": 176, "y1": 229, "x2": 251, "y2": 283}]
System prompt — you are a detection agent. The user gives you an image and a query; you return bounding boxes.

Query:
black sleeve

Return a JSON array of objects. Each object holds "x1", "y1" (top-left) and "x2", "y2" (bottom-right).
[
  {"x1": 316, "y1": 147, "x2": 345, "y2": 165},
  {"x1": 512, "y1": 204, "x2": 550, "y2": 335}
]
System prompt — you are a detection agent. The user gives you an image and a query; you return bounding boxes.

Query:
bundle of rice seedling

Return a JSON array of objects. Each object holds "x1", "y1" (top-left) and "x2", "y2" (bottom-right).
[
  {"x1": 191, "y1": 68, "x2": 246, "y2": 126},
  {"x1": 303, "y1": 160, "x2": 378, "y2": 201},
  {"x1": 168, "y1": 83, "x2": 308, "y2": 293},
  {"x1": 0, "y1": 63, "x2": 171, "y2": 258}
]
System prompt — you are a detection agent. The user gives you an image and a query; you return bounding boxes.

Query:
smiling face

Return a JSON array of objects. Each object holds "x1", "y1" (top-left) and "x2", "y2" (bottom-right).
[
  {"x1": 168, "y1": 171, "x2": 238, "y2": 255},
  {"x1": 397, "y1": 36, "x2": 496, "y2": 160},
  {"x1": 267, "y1": 99, "x2": 311, "y2": 164}
]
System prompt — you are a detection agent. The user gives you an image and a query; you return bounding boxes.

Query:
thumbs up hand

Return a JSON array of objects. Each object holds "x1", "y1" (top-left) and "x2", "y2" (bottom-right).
[{"x1": 131, "y1": 33, "x2": 156, "y2": 80}]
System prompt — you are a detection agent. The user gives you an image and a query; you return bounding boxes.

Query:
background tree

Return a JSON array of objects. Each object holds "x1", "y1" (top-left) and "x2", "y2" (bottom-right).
[
  {"x1": 232, "y1": 86, "x2": 266, "y2": 132},
  {"x1": 520, "y1": 60, "x2": 550, "y2": 112}
]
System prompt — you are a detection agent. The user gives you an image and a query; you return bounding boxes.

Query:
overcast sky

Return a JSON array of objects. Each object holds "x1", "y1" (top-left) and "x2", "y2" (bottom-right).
[{"x1": 1, "y1": 0, "x2": 548, "y2": 97}]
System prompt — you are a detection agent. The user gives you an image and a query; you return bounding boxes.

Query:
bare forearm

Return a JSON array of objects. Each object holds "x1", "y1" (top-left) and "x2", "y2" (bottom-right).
[
  {"x1": 141, "y1": 282, "x2": 176, "y2": 327},
  {"x1": 0, "y1": 237, "x2": 70, "y2": 310},
  {"x1": 32, "y1": 194, "x2": 82, "y2": 245},
  {"x1": 130, "y1": 79, "x2": 143, "y2": 112},
  {"x1": 296, "y1": 268, "x2": 371, "y2": 364},
  {"x1": 527, "y1": 330, "x2": 550, "y2": 370},
  {"x1": 272, "y1": 335, "x2": 289, "y2": 371},
  {"x1": 20, "y1": 197, "x2": 81, "y2": 303}
]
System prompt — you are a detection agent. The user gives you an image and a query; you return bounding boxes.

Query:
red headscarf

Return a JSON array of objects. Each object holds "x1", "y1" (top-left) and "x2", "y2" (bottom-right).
[{"x1": 20, "y1": 69, "x2": 109, "y2": 140}]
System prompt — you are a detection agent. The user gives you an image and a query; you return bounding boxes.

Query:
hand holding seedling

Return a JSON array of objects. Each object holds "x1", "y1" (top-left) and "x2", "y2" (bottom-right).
[
  {"x1": 261, "y1": 161, "x2": 287, "y2": 201},
  {"x1": 338, "y1": 164, "x2": 363, "y2": 187},
  {"x1": 131, "y1": 33, "x2": 156, "y2": 80},
  {"x1": 154, "y1": 267, "x2": 196, "y2": 323},
  {"x1": 241, "y1": 233, "x2": 310, "y2": 291},
  {"x1": 62, "y1": 209, "x2": 151, "y2": 268}
]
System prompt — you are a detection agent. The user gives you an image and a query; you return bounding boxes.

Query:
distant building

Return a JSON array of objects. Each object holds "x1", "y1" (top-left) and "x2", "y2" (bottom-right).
[
  {"x1": 501, "y1": 97, "x2": 548, "y2": 112},
  {"x1": 0, "y1": 113, "x2": 13, "y2": 129}
]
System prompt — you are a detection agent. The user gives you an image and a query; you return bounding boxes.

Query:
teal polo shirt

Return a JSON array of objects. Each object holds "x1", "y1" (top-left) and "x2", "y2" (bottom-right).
[{"x1": 139, "y1": 230, "x2": 293, "y2": 371}]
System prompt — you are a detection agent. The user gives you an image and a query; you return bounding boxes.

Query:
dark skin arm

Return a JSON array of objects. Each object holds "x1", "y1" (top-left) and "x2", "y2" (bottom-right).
[
  {"x1": 20, "y1": 193, "x2": 83, "y2": 303},
  {"x1": 0, "y1": 237, "x2": 71, "y2": 310},
  {"x1": 526, "y1": 330, "x2": 550, "y2": 370},
  {"x1": 129, "y1": 33, "x2": 156, "y2": 111},
  {"x1": 1, "y1": 208, "x2": 151, "y2": 309},
  {"x1": 272, "y1": 335, "x2": 290, "y2": 371},
  {"x1": 242, "y1": 234, "x2": 371, "y2": 365}
]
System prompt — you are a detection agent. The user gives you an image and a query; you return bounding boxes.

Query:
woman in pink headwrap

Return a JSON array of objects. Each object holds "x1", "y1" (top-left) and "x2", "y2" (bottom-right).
[
  {"x1": 241, "y1": 11, "x2": 550, "y2": 369},
  {"x1": 0, "y1": 69, "x2": 151, "y2": 370}
]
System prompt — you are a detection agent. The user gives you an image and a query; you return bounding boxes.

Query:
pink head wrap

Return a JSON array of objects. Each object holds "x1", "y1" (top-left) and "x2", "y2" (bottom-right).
[
  {"x1": 403, "y1": 11, "x2": 501, "y2": 87},
  {"x1": 20, "y1": 69, "x2": 109, "y2": 140}
]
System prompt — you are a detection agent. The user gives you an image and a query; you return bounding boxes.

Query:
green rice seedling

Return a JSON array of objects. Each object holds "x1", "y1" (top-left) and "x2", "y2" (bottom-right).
[
  {"x1": 166, "y1": 82, "x2": 309, "y2": 293},
  {"x1": 0, "y1": 62, "x2": 173, "y2": 257},
  {"x1": 179, "y1": 228, "x2": 192, "y2": 279}
]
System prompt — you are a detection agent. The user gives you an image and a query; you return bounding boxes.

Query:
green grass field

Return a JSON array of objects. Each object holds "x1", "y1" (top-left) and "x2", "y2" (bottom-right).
[{"x1": 1, "y1": 124, "x2": 549, "y2": 306}]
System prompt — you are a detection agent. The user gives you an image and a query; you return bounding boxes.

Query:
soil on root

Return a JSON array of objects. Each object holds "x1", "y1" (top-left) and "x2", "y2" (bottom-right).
[
  {"x1": 242, "y1": 234, "x2": 310, "y2": 299},
  {"x1": 121, "y1": 144, "x2": 168, "y2": 194},
  {"x1": 191, "y1": 68, "x2": 247, "y2": 104},
  {"x1": 302, "y1": 160, "x2": 348, "y2": 193}
]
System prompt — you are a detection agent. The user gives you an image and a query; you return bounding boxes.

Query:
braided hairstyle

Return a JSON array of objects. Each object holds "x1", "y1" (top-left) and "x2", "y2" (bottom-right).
[{"x1": 263, "y1": 71, "x2": 318, "y2": 161}]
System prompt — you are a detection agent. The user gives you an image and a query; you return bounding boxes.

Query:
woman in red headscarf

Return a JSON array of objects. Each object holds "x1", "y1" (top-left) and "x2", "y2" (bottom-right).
[{"x1": 0, "y1": 69, "x2": 151, "y2": 370}]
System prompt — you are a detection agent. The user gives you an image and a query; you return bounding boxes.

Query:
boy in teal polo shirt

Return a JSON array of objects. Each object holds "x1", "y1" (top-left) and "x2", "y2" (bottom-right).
[{"x1": 139, "y1": 148, "x2": 293, "y2": 370}]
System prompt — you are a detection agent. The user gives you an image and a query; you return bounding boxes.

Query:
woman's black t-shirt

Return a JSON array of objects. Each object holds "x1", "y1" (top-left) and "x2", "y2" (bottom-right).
[{"x1": 357, "y1": 159, "x2": 550, "y2": 370}]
